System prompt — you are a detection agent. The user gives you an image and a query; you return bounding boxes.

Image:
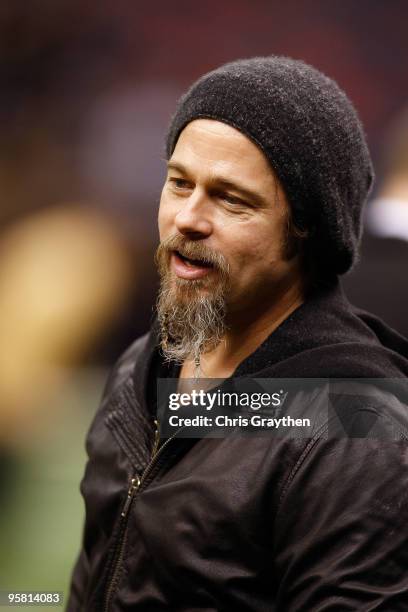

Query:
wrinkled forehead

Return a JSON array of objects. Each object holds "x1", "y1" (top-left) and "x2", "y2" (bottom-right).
[{"x1": 169, "y1": 118, "x2": 280, "y2": 192}]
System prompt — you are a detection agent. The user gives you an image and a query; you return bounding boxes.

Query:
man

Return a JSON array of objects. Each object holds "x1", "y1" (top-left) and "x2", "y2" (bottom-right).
[{"x1": 67, "y1": 57, "x2": 408, "y2": 611}]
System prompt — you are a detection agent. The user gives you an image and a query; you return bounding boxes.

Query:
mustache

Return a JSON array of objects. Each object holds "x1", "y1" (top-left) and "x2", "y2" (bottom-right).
[{"x1": 155, "y1": 234, "x2": 230, "y2": 275}]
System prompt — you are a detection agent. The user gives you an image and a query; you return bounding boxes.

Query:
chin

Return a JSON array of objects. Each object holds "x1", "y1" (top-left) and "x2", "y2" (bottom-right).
[{"x1": 173, "y1": 274, "x2": 216, "y2": 295}]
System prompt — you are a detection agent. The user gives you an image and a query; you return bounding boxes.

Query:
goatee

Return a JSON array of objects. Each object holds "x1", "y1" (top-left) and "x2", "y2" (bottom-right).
[{"x1": 155, "y1": 234, "x2": 230, "y2": 368}]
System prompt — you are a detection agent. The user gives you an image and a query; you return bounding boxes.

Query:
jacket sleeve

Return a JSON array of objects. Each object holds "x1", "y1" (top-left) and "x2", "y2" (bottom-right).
[
  {"x1": 66, "y1": 548, "x2": 90, "y2": 612},
  {"x1": 65, "y1": 334, "x2": 151, "y2": 612},
  {"x1": 273, "y1": 424, "x2": 408, "y2": 610}
]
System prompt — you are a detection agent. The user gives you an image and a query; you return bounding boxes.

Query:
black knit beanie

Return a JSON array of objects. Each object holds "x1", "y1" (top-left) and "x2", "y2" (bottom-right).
[{"x1": 166, "y1": 56, "x2": 374, "y2": 276}]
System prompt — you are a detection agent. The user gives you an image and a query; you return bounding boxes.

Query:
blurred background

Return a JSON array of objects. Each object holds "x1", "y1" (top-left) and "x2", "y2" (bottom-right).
[{"x1": 0, "y1": 1, "x2": 407, "y2": 609}]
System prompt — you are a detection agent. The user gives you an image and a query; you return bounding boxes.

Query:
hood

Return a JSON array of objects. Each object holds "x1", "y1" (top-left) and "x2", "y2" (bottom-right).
[{"x1": 232, "y1": 279, "x2": 408, "y2": 380}]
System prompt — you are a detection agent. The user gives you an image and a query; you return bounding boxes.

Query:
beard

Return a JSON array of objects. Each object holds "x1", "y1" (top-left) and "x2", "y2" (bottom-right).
[{"x1": 155, "y1": 234, "x2": 231, "y2": 367}]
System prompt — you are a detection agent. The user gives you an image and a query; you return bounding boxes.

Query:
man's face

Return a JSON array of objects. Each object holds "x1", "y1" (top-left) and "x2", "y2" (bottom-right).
[{"x1": 156, "y1": 119, "x2": 303, "y2": 363}]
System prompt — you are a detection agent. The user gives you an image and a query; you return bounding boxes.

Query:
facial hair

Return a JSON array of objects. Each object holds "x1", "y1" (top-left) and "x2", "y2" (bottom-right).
[{"x1": 155, "y1": 234, "x2": 230, "y2": 367}]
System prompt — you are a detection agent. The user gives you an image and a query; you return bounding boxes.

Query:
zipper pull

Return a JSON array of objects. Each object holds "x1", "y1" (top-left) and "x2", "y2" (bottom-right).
[
  {"x1": 121, "y1": 475, "x2": 140, "y2": 518},
  {"x1": 152, "y1": 419, "x2": 160, "y2": 459}
]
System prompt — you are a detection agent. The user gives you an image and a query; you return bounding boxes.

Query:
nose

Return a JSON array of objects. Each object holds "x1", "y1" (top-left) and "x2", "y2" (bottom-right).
[{"x1": 174, "y1": 189, "x2": 212, "y2": 239}]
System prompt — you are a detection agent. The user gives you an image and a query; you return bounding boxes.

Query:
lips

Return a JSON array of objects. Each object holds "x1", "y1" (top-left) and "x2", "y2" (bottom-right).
[{"x1": 171, "y1": 250, "x2": 214, "y2": 280}]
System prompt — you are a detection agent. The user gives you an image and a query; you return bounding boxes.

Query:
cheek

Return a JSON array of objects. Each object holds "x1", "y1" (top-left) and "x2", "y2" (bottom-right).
[
  {"x1": 158, "y1": 193, "x2": 172, "y2": 239},
  {"x1": 252, "y1": 216, "x2": 288, "y2": 263},
  {"x1": 228, "y1": 222, "x2": 285, "y2": 269},
  {"x1": 223, "y1": 238, "x2": 264, "y2": 288}
]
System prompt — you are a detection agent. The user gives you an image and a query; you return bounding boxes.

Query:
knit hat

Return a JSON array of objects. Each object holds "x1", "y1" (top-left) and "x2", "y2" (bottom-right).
[{"x1": 166, "y1": 56, "x2": 374, "y2": 275}]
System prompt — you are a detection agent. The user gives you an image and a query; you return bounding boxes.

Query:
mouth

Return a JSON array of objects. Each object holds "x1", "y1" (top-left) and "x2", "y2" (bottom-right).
[{"x1": 171, "y1": 250, "x2": 214, "y2": 280}]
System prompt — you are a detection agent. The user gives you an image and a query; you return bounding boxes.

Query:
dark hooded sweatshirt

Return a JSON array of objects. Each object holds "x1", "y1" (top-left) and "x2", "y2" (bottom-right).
[{"x1": 67, "y1": 280, "x2": 408, "y2": 611}]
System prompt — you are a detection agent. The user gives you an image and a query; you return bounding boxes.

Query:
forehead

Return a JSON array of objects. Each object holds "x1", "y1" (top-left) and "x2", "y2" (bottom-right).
[{"x1": 170, "y1": 119, "x2": 276, "y2": 187}]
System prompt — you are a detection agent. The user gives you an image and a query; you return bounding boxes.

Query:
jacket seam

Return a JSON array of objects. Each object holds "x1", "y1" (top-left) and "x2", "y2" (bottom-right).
[
  {"x1": 276, "y1": 406, "x2": 408, "y2": 520},
  {"x1": 105, "y1": 418, "x2": 142, "y2": 471},
  {"x1": 277, "y1": 423, "x2": 328, "y2": 516}
]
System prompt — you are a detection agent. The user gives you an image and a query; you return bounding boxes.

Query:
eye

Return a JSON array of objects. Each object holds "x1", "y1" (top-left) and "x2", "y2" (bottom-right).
[
  {"x1": 168, "y1": 177, "x2": 191, "y2": 190},
  {"x1": 219, "y1": 192, "x2": 247, "y2": 206}
]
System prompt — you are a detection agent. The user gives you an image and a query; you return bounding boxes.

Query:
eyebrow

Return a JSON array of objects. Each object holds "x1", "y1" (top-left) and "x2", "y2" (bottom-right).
[{"x1": 166, "y1": 160, "x2": 269, "y2": 208}]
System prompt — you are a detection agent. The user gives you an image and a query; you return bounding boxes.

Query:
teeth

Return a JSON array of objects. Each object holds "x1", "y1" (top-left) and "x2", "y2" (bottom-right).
[
  {"x1": 185, "y1": 258, "x2": 201, "y2": 267},
  {"x1": 177, "y1": 251, "x2": 208, "y2": 267},
  {"x1": 179, "y1": 252, "x2": 197, "y2": 266}
]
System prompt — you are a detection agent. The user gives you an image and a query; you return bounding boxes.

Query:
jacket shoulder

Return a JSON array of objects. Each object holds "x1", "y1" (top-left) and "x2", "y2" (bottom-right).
[{"x1": 102, "y1": 331, "x2": 154, "y2": 401}]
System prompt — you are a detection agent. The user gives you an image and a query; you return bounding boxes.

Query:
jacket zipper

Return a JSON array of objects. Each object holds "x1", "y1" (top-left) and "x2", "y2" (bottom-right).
[{"x1": 103, "y1": 419, "x2": 180, "y2": 611}]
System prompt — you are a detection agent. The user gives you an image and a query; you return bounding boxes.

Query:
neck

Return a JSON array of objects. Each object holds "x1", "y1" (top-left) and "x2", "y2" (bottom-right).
[{"x1": 180, "y1": 277, "x2": 305, "y2": 379}]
